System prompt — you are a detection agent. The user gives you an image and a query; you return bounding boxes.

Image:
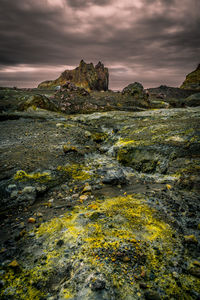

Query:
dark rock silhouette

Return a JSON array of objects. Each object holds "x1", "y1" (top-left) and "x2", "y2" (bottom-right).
[
  {"x1": 38, "y1": 60, "x2": 109, "y2": 91},
  {"x1": 180, "y1": 63, "x2": 200, "y2": 90}
]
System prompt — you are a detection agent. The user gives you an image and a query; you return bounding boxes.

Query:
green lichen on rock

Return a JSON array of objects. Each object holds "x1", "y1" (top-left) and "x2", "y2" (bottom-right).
[{"x1": 180, "y1": 64, "x2": 200, "y2": 91}]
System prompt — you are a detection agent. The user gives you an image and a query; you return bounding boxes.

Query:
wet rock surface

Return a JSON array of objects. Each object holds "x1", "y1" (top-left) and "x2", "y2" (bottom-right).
[{"x1": 0, "y1": 96, "x2": 200, "y2": 299}]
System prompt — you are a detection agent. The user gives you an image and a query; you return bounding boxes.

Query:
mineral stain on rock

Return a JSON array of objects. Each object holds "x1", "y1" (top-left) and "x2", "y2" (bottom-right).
[{"x1": 0, "y1": 63, "x2": 200, "y2": 299}]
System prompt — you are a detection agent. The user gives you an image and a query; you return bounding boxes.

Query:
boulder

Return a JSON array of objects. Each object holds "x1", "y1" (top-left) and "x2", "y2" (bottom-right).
[
  {"x1": 122, "y1": 82, "x2": 144, "y2": 96},
  {"x1": 184, "y1": 92, "x2": 200, "y2": 107},
  {"x1": 122, "y1": 82, "x2": 149, "y2": 108},
  {"x1": 38, "y1": 60, "x2": 109, "y2": 91},
  {"x1": 18, "y1": 94, "x2": 58, "y2": 112},
  {"x1": 180, "y1": 64, "x2": 200, "y2": 91}
]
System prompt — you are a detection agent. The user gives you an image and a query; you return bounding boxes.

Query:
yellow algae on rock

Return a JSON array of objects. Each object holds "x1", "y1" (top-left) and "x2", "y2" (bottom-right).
[
  {"x1": 57, "y1": 164, "x2": 92, "y2": 181},
  {"x1": 2, "y1": 194, "x2": 200, "y2": 299},
  {"x1": 14, "y1": 170, "x2": 52, "y2": 182}
]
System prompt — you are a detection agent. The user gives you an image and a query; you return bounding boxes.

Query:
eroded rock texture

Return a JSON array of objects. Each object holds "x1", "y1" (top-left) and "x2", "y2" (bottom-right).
[{"x1": 38, "y1": 60, "x2": 109, "y2": 91}]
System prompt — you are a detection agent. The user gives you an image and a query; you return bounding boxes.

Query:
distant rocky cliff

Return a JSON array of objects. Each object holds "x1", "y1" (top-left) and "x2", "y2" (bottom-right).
[
  {"x1": 38, "y1": 60, "x2": 109, "y2": 91},
  {"x1": 180, "y1": 63, "x2": 200, "y2": 90}
]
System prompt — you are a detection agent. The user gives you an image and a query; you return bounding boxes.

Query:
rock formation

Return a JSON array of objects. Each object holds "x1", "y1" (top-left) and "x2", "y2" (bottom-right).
[
  {"x1": 180, "y1": 63, "x2": 200, "y2": 90},
  {"x1": 38, "y1": 60, "x2": 109, "y2": 91},
  {"x1": 122, "y1": 82, "x2": 145, "y2": 96},
  {"x1": 184, "y1": 92, "x2": 200, "y2": 107},
  {"x1": 122, "y1": 82, "x2": 150, "y2": 108}
]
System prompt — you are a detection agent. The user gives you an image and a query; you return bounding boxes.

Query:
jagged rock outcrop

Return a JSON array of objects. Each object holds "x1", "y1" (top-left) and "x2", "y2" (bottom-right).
[
  {"x1": 180, "y1": 64, "x2": 200, "y2": 90},
  {"x1": 38, "y1": 60, "x2": 109, "y2": 91}
]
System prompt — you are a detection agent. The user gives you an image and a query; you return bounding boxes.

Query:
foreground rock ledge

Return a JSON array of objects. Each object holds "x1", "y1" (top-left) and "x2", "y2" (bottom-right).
[{"x1": 0, "y1": 107, "x2": 200, "y2": 299}]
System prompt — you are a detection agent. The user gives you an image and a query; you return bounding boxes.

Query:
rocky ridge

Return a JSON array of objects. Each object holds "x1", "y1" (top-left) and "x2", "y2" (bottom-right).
[{"x1": 180, "y1": 64, "x2": 200, "y2": 91}]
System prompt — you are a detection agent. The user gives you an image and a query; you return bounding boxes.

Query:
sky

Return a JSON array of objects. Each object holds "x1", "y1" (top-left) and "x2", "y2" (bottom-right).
[{"x1": 0, "y1": 0, "x2": 199, "y2": 90}]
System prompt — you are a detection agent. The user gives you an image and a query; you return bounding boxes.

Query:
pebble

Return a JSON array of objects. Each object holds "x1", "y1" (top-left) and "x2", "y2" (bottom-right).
[
  {"x1": 172, "y1": 271, "x2": 179, "y2": 278},
  {"x1": 184, "y1": 235, "x2": 198, "y2": 244},
  {"x1": 10, "y1": 190, "x2": 18, "y2": 199},
  {"x1": 8, "y1": 259, "x2": 20, "y2": 269},
  {"x1": 7, "y1": 184, "x2": 17, "y2": 192},
  {"x1": 166, "y1": 184, "x2": 172, "y2": 190},
  {"x1": 28, "y1": 232, "x2": 35, "y2": 237},
  {"x1": 72, "y1": 193, "x2": 79, "y2": 199},
  {"x1": 56, "y1": 123, "x2": 65, "y2": 128},
  {"x1": 193, "y1": 260, "x2": 200, "y2": 267},
  {"x1": 36, "y1": 185, "x2": 47, "y2": 193},
  {"x1": 79, "y1": 195, "x2": 88, "y2": 201},
  {"x1": 61, "y1": 184, "x2": 68, "y2": 190},
  {"x1": 28, "y1": 217, "x2": 36, "y2": 223},
  {"x1": 35, "y1": 212, "x2": 43, "y2": 217},
  {"x1": 22, "y1": 186, "x2": 36, "y2": 194},
  {"x1": 82, "y1": 183, "x2": 92, "y2": 192},
  {"x1": 122, "y1": 256, "x2": 130, "y2": 262},
  {"x1": 84, "y1": 131, "x2": 92, "y2": 138}
]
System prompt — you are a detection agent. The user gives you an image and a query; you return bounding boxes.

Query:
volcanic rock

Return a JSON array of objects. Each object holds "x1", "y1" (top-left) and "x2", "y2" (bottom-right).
[
  {"x1": 18, "y1": 94, "x2": 58, "y2": 112},
  {"x1": 184, "y1": 92, "x2": 200, "y2": 107},
  {"x1": 122, "y1": 82, "x2": 149, "y2": 108},
  {"x1": 180, "y1": 64, "x2": 200, "y2": 90},
  {"x1": 38, "y1": 60, "x2": 109, "y2": 91},
  {"x1": 122, "y1": 82, "x2": 144, "y2": 95}
]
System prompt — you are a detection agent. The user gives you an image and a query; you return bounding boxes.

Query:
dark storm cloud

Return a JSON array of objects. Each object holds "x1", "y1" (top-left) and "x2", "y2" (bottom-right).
[
  {"x1": 0, "y1": 0, "x2": 199, "y2": 89},
  {"x1": 67, "y1": 0, "x2": 110, "y2": 8}
]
